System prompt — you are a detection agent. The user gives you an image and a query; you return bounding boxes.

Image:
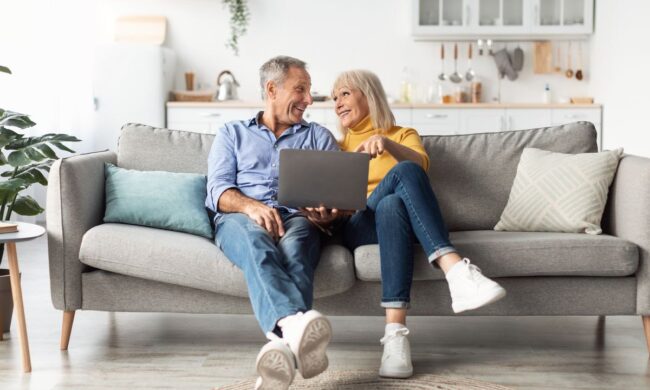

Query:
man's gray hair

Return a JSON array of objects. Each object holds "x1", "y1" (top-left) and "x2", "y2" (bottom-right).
[{"x1": 259, "y1": 56, "x2": 307, "y2": 99}]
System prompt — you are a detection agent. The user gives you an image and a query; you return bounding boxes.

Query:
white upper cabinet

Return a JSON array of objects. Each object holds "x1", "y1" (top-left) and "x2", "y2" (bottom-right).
[
  {"x1": 530, "y1": 0, "x2": 594, "y2": 35},
  {"x1": 412, "y1": 0, "x2": 593, "y2": 39}
]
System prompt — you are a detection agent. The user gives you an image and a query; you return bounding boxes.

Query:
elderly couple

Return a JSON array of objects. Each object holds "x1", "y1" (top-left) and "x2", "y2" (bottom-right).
[{"x1": 206, "y1": 56, "x2": 506, "y2": 389}]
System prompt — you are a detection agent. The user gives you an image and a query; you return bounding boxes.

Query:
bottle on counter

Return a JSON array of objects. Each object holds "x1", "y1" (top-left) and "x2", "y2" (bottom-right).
[
  {"x1": 543, "y1": 83, "x2": 552, "y2": 104},
  {"x1": 400, "y1": 67, "x2": 413, "y2": 103},
  {"x1": 471, "y1": 81, "x2": 482, "y2": 103}
]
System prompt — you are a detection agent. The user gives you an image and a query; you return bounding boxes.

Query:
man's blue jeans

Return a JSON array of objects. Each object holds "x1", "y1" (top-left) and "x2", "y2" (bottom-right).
[
  {"x1": 343, "y1": 161, "x2": 456, "y2": 309},
  {"x1": 215, "y1": 210, "x2": 321, "y2": 333}
]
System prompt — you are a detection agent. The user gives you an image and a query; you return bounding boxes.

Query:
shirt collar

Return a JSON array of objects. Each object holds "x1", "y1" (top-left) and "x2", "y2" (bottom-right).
[{"x1": 249, "y1": 111, "x2": 309, "y2": 134}]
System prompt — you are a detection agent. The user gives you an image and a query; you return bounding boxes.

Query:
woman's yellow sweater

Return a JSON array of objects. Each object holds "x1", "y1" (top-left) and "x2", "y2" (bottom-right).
[{"x1": 339, "y1": 116, "x2": 430, "y2": 197}]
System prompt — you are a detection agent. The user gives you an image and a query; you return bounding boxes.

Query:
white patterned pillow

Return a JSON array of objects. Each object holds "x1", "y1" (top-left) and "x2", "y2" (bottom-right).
[{"x1": 494, "y1": 147, "x2": 623, "y2": 235}]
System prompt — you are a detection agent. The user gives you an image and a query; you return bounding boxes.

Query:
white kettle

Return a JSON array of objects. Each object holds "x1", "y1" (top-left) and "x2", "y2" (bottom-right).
[{"x1": 215, "y1": 70, "x2": 239, "y2": 101}]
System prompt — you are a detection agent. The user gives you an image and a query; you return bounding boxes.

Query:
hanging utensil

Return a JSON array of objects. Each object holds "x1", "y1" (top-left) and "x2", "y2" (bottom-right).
[
  {"x1": 450, "y1": 43, "x2": 463, "y2": 83},
  {"x1": 478, "y1": 39, "x2": 484, "y2": 56},
  {"x1": 437, "y1": 44, "x2": 447, "y2": 81},
  {"x1": 554, "y1": 43, "x2": 562, "y2": 73},
  {"x1": 575, "y1": 42, "x2": 584, "y2": 81},
  {"x1": 465, "y1": 42, "x2": 475, "y2": 82},
  {"x1": 565, "y1": 42, "x2": 574, "y2": 78},
  {"x1": 487, "y1": 39, "x2": 493, "y2": 55}
]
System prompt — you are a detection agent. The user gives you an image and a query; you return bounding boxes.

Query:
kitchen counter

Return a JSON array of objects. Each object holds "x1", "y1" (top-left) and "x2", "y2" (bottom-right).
[
  {"x1": 166, "y1": 101, "x2": 603, "y2": 149},
  {"x1": 166, "y1": 101, "x2": 601, "y2": 109}
]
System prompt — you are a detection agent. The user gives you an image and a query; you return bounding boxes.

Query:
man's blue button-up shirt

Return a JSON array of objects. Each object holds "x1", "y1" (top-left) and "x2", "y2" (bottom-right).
[{"x1": 206, "y1": 112, "x2": 340, "y2": 221}]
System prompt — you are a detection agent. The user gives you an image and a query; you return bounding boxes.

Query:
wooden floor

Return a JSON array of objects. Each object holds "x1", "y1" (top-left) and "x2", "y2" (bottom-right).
[{"x1": 1, "y1": 235, "x2": 650, "y2": 389}]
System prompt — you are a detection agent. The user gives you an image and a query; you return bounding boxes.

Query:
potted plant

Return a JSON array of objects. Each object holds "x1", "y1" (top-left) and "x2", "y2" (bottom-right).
[
  {"x1": 223, "y1": 0, "x2": 250, "y2": 56},
  {"x1": 0, "y1": 65, "x2": 80, "y2": 334}
]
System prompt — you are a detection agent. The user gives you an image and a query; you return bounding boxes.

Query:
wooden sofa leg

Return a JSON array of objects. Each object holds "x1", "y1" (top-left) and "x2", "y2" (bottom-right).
[
  {"x1": 60, "y1": 311, "x2": 75, "y2": 351},
  {"x1": 643, "y1": 316, "x2": 650, "y2": 356}
]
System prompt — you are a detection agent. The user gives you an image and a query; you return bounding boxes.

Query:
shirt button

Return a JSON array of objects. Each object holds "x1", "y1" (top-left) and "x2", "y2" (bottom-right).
[
  {"x1": 274, "y1": 144, "x2": 278, "y2": 149},
  {"x1": 271, "y1": 163, "x2": 276, "y2": 167}
]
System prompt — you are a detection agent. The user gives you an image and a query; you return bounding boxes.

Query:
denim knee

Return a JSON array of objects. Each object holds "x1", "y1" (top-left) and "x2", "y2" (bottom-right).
[
  {"x1": 375, "y1": 194, "x2": 408, "y2": 222},
  {"x1": 392, "y1": 160, "x2": 425, "y2": 178}
]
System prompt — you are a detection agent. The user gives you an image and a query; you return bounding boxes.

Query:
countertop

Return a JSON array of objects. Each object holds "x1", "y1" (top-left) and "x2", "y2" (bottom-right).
[{"x1": 167, "y1": 101, "x2": 601, "y2": 109}]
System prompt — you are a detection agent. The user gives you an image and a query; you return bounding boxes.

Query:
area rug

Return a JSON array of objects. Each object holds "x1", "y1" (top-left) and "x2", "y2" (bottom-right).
[{"x1": 217, "y1": 370, "x2": 513, "y2": 389}]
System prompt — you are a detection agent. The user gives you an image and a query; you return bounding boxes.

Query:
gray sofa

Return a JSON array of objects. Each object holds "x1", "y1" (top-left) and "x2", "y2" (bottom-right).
[{"x1": 46, "y1": 121, "x2": 650, "y2": 353}]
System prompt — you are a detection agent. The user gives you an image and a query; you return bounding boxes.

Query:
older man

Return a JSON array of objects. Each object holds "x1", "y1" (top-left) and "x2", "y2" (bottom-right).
[{"x1": 206, "y1": 56, "x2": 339, "y2": 390}]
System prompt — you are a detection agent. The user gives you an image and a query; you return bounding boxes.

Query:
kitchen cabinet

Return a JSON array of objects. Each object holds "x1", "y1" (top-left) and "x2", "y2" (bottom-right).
[
  {"x1": 458, "y1": 108, "x2": 506, "y2": 133},
  {"x1": 410, "y1": 108, "x2": 460, "y2": 135},
  {"x1": 412, "y1": 0, "x2": 593, "y2": 39},
  {"x1": 531, "y1": 0, "x2": 593, "y2": 35},
  {"x1": 167, "y1": 103, "x2": 602, "y2": 149},
  {"x1": 166, "y1": 106, "x2": 259, "y2": 134},
  {"x1": 506, "y1": 108, "x2": 553, "y2": 130}
]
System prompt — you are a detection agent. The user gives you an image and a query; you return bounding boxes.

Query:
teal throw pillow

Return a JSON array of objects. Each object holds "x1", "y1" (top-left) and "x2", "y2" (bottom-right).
[{"x1": 104, "y1": 163, "x2": 213, "y2": 239}]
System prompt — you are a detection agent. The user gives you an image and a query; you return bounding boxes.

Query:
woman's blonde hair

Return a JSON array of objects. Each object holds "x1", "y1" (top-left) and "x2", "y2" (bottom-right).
[{"x1": 331, "y1": 70, "x2": 395, "y2": 135}]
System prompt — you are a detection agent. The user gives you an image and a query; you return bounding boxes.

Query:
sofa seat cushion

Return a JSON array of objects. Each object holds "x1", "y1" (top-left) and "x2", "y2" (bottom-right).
[
  {"x1": 79, "y1": 223, "x2": 355, "y2": 299},
  {"x1": 354, "y1": 230, "x2": 638, "y2": 281}
]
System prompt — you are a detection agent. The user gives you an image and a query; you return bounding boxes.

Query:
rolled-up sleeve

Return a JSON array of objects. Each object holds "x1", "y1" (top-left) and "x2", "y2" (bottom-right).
[{"x1": 206, "y1": 125, "x2": 237, "y2": 212}]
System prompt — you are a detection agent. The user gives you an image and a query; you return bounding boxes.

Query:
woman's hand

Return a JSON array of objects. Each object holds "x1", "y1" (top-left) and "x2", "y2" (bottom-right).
[
  {"x1": 300, "y1": 206, "x2": 341, "y2": 227},
  {"x1": 354, "y1": 135, "x2": 390, "y2": 158}
]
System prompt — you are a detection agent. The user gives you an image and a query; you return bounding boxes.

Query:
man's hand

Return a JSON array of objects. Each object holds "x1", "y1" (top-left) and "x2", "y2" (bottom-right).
[
  {"x1": 244, "y1": 203, "x2": 285, "y2": 239},
  {"x1": 354, "y1": 135, "x2": 390, "y2": 158}
]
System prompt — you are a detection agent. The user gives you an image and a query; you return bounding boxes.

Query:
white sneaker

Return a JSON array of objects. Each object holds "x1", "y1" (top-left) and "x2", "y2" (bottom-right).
[
  {"x1": 379, "y1": 327, "x2": 413, "y2": 379},
  {"x1": 278, "y1": 310, "x2": 332, "y2": 379},
  {"x1": 254, "y1": 334, "x2": 296, "y2": 390},
  {"x1": 446, "y1": 258, "x2": 507, "y2": 314}
]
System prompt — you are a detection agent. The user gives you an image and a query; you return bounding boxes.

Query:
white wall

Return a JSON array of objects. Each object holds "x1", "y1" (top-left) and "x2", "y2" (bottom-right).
[{"x1": 589, "y1": 0, "x2": 650, "y2": 156}]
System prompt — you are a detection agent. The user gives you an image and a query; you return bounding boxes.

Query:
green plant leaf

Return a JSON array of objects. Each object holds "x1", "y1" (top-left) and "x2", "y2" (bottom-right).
[
  {"x1": 223, "y1": 0, "x2": 250, "y2": 56},
  {"x1": 0, "y1": 152, "x2": 7, "y2": 166},
  {"x1": 0, "y1": 66, "x2": 10, "y2": 74},
  {"x1": 7, "y1": 149, "x2": 31, "y2": 167},
  {"x1": 5, "y1": 133, "x2": 79, "y2": 166},
  {"x1": 36, "y1": 143, "x2": 58, "y2": 159},
  {"x1": 0, "y1": 129, "x2": 21, "y2": 149},
  {"x1": 1, "y1": 161, "x2": 53, "y2": 179},
  {"x1": 50, "y1": 141, "x2": 76, "y2": 153},
  {"x1": 0, "y1": 178, "x2": 29, "y2": 203},
  {"x1": 11, "y1": 195, "x2": 44, "y2": 216},
  {"x1": 0, "y1": 110, "x2": 36, "y2": 129},
  {"x1": 25, "y1": 147, "x2": 47, "y2": 162},
  {"x1": 15, "y1": 168, "x2": 48, "y2": 186}
]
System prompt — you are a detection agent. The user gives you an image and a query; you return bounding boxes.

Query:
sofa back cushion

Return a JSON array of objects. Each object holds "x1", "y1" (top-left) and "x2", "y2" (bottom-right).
[
  {"x1": 117, "y1": 121, "x2": 597, "y2": 231},
  {"x1": 118, "y1": 123, "x2": 214, "y2": 174},
  {"x1": 422, "y1": 122, "x2": 597, "y2": 231}
]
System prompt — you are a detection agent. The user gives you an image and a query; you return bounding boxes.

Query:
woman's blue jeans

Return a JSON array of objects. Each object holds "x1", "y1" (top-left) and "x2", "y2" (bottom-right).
[
  {"x1": 215, "y1": 210, "x2": 321, "y2": 333},
  {"x1": 343, "y1": 161, "x2": 456, "y2": 309}
]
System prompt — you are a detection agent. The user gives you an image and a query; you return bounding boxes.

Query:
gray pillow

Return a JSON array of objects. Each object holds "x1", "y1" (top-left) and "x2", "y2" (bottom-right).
[{"x1": 494, "y1": 147, "x2": 623, "y2": 234}]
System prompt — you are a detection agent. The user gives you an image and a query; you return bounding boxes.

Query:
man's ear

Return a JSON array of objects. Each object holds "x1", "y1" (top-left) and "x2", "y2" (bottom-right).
[{"x1": 265, "y1": 81, "x2": 276, "y2": 100}]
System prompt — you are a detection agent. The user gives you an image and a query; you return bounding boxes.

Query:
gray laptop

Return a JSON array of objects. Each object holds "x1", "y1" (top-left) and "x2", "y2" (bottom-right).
[{"x1": 278, "y1": 149, "x2": 370, "y2": 210}]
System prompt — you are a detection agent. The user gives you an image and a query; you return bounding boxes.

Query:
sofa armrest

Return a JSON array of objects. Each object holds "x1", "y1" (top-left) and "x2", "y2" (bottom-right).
[
  {"x1": 605, "y1": 155, "x2": 650, "y2": 314},
  {"x1": 47, "y1": 150, "x2": 117, "y2": 311}
]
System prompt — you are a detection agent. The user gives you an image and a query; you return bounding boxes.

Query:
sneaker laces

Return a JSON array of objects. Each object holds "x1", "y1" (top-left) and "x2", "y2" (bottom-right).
[
  {"x1": 380, "y1": 328, "x2": 410, "y2": 361},
  {"x1": 461, "y1": 258, "x2": 484, "y2": 278}
]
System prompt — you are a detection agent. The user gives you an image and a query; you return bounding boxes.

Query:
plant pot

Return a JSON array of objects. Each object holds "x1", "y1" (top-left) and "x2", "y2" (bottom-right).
[{"x1": 0, "y1": 269, "x2": 15, "y2": 334}]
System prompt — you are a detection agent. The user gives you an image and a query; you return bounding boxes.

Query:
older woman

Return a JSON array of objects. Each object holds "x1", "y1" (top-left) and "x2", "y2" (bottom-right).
[{"x1": 329, "y1": 70, "x2": 506, "y2": 378}]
